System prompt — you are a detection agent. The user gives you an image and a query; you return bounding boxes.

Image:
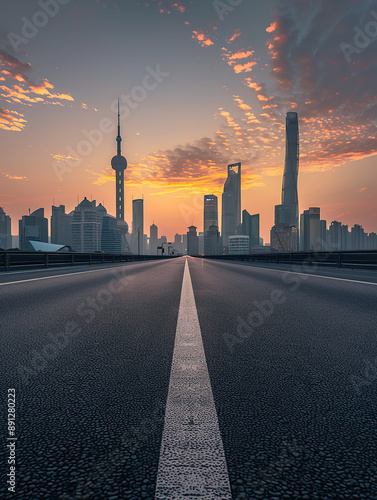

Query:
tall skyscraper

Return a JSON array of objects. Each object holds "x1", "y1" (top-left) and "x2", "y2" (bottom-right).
[
  {"x1": 71, "y1": 198, "x2": 101, "y2": 252},
  {"x1": 204, "y1": 225, "x2": 220, "y2": 255},
  {"x1": 132, "y1": 199, "x2": 144, "y2": 255},
  {"x1": 282, "y1": 112, "x2": 299, "y2": 233},
  {"x1": 320, "y1": 219, "x2": 327, "y2": 250},
  {"x1": 187, "y1": 225, "x2": 199, "y2": 256},
  {"x1": 270, "y1": 112, "x2": 299, "y2": 252},
  {"x1": 351, "y1": 224, "x2": 366, "y2": 250},
  {"x1": 300, "y1": 207, "x2": 320, "y2": 251},
  {"x1": 149, "y1": 223, "x2": 158, "y2": 255},
  {"x1": 221, "y1": 162, "x2": 241, "y2": 252},
  {"x1": 0, "y1": 207, "x2": 12, "y2": 250},
  {"x1": 111, "y1": 99, "x2": 127, "y2": 221},
  {"x1": 327, "y1": 220, "x2": 342, "y2": 251},
  {"x1": 19, "y1": 208, "x2": 48, "y2": 250},
  {"x1": 101, "y1": 213, "x2": 122, "y2": 253},
  {"x1": 203, "y1": 195, "x2": 218, "y2": 234},
  {"x1": 204, "y1": 194, "x2": 219, "y2": 256},
  {"x1": 242, "y1": 210, "x2": 259, "y2": 250},
  {"x1": 51, "y1": 205, "x2": 73, "y2": 247}
]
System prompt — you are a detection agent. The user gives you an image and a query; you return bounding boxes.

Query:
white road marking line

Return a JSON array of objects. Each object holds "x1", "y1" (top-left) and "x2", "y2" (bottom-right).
[
  {"x1": 211, "y1": 260, "x2": 377, "y2": 286},
  {"x1": 0, "y1": 260, "x2": 167, "y2": 286},
  {"x1": 155, "y1": 259, "x2": 232, "y2": 500}
]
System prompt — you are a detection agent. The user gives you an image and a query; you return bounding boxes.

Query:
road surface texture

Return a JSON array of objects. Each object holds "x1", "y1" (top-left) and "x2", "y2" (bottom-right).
[{"x1": 1, "y1": 256, "x2": 376, "y2": 499}]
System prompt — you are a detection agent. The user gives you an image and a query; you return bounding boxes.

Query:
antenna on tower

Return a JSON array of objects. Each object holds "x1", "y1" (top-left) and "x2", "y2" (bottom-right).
[{"x1": 116, "y1": 97, "x2": 121, "y2": 156}]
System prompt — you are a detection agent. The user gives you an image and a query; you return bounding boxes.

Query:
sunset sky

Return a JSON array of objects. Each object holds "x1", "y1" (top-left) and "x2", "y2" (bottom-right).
[{"x1": 1, "y1": 0, "x2": 376, "y2": 242}]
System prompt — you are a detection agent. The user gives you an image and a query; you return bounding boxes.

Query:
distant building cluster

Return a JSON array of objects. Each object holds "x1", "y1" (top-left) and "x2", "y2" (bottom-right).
[{"x1": 1, "y1": 110, "x2": 376, "y2": 255}]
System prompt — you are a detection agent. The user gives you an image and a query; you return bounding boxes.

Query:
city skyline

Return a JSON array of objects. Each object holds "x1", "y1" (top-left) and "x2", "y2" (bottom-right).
[
  {"x1": 1, "y1": 108, "x2": 377, "y2": 252},
  {"x1": 1, "y1": 0, "x2": 376, "y2": 242}
]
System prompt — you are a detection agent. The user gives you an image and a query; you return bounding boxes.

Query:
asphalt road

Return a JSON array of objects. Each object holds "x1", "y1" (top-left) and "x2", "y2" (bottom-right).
[{"x1": 1, "y1": 257, "x2": 377, "y2": 499}]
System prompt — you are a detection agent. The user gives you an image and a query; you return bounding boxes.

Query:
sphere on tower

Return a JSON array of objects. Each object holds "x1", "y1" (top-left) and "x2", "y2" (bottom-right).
[{"x1": 111, "y1": 154, "x2": 127, "y2": 171}]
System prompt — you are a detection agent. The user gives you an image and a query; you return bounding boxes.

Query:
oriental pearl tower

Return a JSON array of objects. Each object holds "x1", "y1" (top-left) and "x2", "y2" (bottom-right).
[{"x1": 111, "y1": 99, "x2": 129, "y2": 249}]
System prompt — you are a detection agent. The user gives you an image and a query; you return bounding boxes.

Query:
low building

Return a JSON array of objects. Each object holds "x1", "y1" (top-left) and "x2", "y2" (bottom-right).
[{"x1": 228, "y1": 235, "x2": 249, "y2": 254}]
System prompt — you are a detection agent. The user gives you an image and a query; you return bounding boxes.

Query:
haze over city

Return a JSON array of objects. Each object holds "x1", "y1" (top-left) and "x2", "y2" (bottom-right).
[{"x1": 1, "y1": 0, "x2": 377, "y2": 243}]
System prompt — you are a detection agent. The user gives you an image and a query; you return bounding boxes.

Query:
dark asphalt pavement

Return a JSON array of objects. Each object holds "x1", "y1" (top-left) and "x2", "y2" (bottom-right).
[{"x1": 1, "y1": 257, "x2": 377, "y2": 499}]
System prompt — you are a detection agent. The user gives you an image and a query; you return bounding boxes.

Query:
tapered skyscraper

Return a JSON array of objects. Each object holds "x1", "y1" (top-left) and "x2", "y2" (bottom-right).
[
  {"x1": 281, "y1": 112, "x2": 299, "y2": 231},
  {"x1": 111, "y1": 99, "x2": 127, "y2": 220},
  {"x1": 221, "y1": 162, "x2": 241, "y2": 252},
  {"x1": 271, "y1": 112, "x2": 299, "y2": 252}
]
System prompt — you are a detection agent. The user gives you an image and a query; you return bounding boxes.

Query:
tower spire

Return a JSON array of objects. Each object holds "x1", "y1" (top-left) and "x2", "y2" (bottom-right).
[
  {"x1": 111, "y1": 97, "x2": 127, "y2": 222},
  {"x1": 116, "y1": 97, "x2": 121, "y2": 156}
]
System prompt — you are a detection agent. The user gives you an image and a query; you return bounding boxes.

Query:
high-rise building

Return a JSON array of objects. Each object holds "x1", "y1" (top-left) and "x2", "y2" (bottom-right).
[
  {"x1": 340, "y1": 224, "x2": 350, "y2": 250},
  {"x1": 281, "y1": 112, "x2": 299, "y2": 237},
  {"x1": 149, "y1": 223, "x2": 158, "y2": 255},
  {"x1": 51, "y1": 205, "x2": 73, "y2": 247},
  {"x1": 221, "y1": 162, "x2": 241, "y2": 252},
  {"x1": 351, "y1": 224, "x2": 366, "y2": 250},
  {"x1": 204, "y1": 225, "x2": 220, "y2": 255},
  {"x1": 271, "y1": 204, "x2": 298, "y2": 252},
  {"x1": 270, "y1": 112, "x2": 299, "y2": 252},
  {"x1": 270, "y1": 225, "x2": 298, "y2": 252},
  {"x1": 327, "y1": 220, "x2": 342, "y2": 251},
  {"x1": 19, "y1": 208, "x2": 48, "y2": 250},
  {"x1": 174, "y1": 233, "x2": 185, "y2": 254},
  {"x1": 101, "y1": 213, "x2": 122, "y2": 253},
  {"x1": 368, "y1": 232, "x2": 377, "y2": 249},
  {"x1": 300, "y1": 207, "x2": 320, "y2": 251},
  {"x1": 71, "y1": 198, "x2": 102, "y2": 252},
  {"x1": 187, "y1": 225, "x2": 199, "y2": 256},
  {"x1": 0, "y1": 207, "x2": 12, "y2": 250},
  {"x1": 204, "y1": 194, "x2": 219, "y2": 256},
  {"x1": 320, "y1": 220, "x2": 327, "y2": 250},
  {"x1": 132, "y1": 199, "x2": 144, "y2": 255},
  {"x1": 203, "y1": 195, "x2": 218, "y2": 234},
  {"x1": 182, "y1": 234, "x2": 187, "y2": 254},
  {"x1": 242, "y1": 210, "x2": 259, "y2": 250}
]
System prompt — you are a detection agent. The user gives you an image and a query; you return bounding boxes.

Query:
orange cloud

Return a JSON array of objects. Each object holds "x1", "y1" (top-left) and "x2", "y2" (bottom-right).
[
  {"x1": 266, "y1": 21, "x2": 277, "y2": 33},
  {"x1": 192, "y1": 31, "x2": 214, "y2": 47},
  {"x1": 0, "y1": 107, "x2": 27, "y2": 131},
  {"x1": 233, "y1": 96, "x2": 252, "y2": 110},
  {"x1": 2, "y1": 172, "x2": 29, "y2": 180},
  {"x1": 228, "y1": 30, "x2": 241, "y2": 43},
  {"x1": 233, "y1": 61, "x2": 256, "y2": 74},
  {"x1": 0, "y1": 50, "x2": 74, "y2": 130},
  {"x1": 257, "y1": 94, "x2": 273, "y2": 101},
  {"x1": 227, "y1": 50, "x2": 254, "y2": 61},
  {"x1": 244, "y1": 78, "x2": 262, "y2": 91}
]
